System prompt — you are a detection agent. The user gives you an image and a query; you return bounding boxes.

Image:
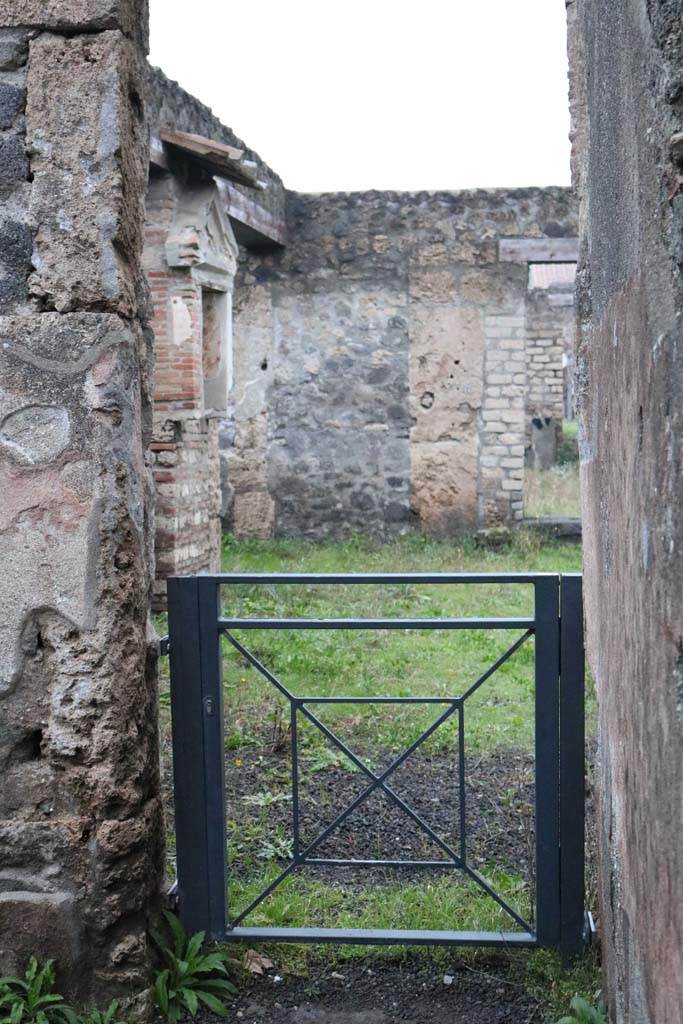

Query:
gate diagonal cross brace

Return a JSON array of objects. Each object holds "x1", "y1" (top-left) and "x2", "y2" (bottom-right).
[{"x1": 223, "y1": 630, "x2": 534, "y2": 933}]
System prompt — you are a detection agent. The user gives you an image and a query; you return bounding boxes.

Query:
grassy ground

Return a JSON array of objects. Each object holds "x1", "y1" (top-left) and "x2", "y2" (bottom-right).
[
  {"x1": 157, "y1": 532, "x2": 599, "y2": 1021},
  {"x1": 524, "y1": 420, "x2": 582, "y2": 519},
  {"x1": 524, "y1": 465, "x2": 581, "y2": 518}
]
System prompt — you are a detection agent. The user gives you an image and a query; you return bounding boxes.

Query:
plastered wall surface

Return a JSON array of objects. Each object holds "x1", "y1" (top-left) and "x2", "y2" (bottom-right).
[
  {"x1": 568, "y1": 1, "x2": 683, "y2": 1020},
  {"x1": 0, "y1": 0, "x2": 162, "y2": 1004}
]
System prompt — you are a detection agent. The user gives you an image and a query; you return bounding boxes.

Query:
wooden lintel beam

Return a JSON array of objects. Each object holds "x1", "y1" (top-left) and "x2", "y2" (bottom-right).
[
  {"x1": 156, "y1": 130, "x2": 258, "y2": 188},
  {"x1": 499, "y1": 237, "x2": 579, "y2": 263},
  {"x1": 216, "y1": 179, "x2": 287, "y2": 248}
]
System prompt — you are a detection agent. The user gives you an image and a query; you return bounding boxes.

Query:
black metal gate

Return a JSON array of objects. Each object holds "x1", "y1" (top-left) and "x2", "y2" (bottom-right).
[{"x1": 166, "y1": 572, "x2": 585, "y2": 959}]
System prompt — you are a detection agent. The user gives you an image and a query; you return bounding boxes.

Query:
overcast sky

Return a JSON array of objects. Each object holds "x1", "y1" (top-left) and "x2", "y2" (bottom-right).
[{"x1": 148, "y1": 0, "x2": 571, "y2": 193}]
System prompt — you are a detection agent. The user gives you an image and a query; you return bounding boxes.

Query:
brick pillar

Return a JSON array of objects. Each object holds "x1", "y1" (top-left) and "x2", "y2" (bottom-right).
[{"x1": 0, "y1": 0, "x2": 162, "y2": 1007}]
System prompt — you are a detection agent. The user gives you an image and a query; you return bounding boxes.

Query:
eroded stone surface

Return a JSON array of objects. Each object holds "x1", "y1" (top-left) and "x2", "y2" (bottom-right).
[
  {"x1": 0, "y1": 29, "x2": 29, "y2": 72},
  {"x1": 0, "y1": 311, "x2": 161, "y2": 1000},
  {"x1": 0, "y1": 892, "x2": 82, "y2": 988},
  {"x1": 0, "y1": 1, "x2": 148, "y2": 49},
  {"x1": 0, "y1": 405, "x2": 70, "y2": 464},
  {"x1": 26, "y1": 31, "x2": 148, "y2": 315}
]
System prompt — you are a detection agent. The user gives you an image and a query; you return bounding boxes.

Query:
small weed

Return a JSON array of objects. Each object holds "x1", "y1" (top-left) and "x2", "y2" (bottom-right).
[
  {"x1": 302, "y1": 746, "x2": 360, "y2": 774},
  {"x1": 78, "y1": 1002, "x2": 124, "y2": 1024},
  {"x1": 151, "y1": 911, "x2": 238, "y2": 1021},
  {"x1": 256, "y1": 834, "x2": 294, "y2": 861},
  {"x1": 243, "y1": 791, "x2": 291, "y2": 809},
  {"x1": 525, "y1": 947, "x2": 603, "y2": 1021},
  {"x1": 556, "y1": 994, "x2": 606, "y2": 1024},
  {"x1": 0, "y1": 959, "x2": 77, "y2": 1024}
]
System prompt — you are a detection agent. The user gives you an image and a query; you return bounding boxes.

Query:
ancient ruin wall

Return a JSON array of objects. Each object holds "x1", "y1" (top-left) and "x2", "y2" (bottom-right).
[
  {"x1": 0, "y1": 0, "x2": 162, "y2": 1004},
  {"x1": 568, "y1": 1, "x2": 683, "y2": 1020},
  {"x1": 143, "y1": 169, "x2": 231, "y2": 606},
  {"x1": 143, "y1": 71, "x2": 286, "y2": 603},
  {"x1": 229, "y1": 188, "x2": 577, "y2": 538},
  {"x1": 145, "y1": 66, "x2": 285, "y2": 230}
]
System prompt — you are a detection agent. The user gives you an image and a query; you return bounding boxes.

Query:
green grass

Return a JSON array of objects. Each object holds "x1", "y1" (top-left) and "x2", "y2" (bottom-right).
[
  {"x1": 525, "y1": 465, "x2": 581, "y2": 518},
  {"x1": 525, "y1": 419, "x2": 581, "y2": 518},
  {"x1": 158, "y1": 532, "x2": 599, "y2": 1021},
  {"x1": 217, "y1": 532, "x2": 583, "y2": 754},
  {"x1": 229, "y1": 868, "x2": 531, "y2": 936}
]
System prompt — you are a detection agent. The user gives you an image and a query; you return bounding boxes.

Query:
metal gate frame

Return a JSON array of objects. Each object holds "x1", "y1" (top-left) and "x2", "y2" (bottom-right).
[{"x1": 166, "y1": 572, "x2": 585, "y2": 960}]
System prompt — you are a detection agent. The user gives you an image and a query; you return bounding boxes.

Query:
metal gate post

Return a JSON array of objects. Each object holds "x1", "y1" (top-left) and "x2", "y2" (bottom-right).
[
  {"x1": 559, "y1": 574, "x2": 585, "y2": 960},
  {"x1": 167, "y1": 576, "x2": 227, "y2": 938},
  {"x1": 534, "y1": 576, "x2": 561, "y2": 947}
]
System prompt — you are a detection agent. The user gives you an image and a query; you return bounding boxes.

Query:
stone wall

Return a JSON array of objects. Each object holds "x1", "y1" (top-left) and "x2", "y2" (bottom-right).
[
  {"x1": 227, "y1": 188, "x2": 577, "y2": 538},
  {"x1": 0, "y1": 0, "x2": 161, "y2": 1005},
  {"x1": 567, "y1": 1, "x2": 683, "y2": 1021},
  {"x1": 524, "y1": 288, "x2": 574, "y2": 464}
]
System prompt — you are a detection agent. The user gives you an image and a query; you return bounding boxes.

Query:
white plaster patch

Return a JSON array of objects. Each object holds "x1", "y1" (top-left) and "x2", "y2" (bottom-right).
[{"x1": 170, "y1": 296, "x2": 193, "y2": 347}]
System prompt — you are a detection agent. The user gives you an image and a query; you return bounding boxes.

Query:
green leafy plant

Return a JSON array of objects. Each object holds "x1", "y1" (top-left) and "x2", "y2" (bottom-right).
[
  {"x1": 242, "y1": 790, "x2": 291, "y2": 809},
  {"x1": 557, "y1": 995, "x2": 607, "y2": 1024},
  {"x1": 151, "y1": 912, "x2": 237, "y2": 1022},
  {"x1": 257, "y1": 834, "x2": 293, "y2": 862},
  {"x1": 78, "y1": 1002, "x2": 125, "y2": 1024},
  {"x1": 0, "y1": 958, "x2": 77, "y2": 1024}
]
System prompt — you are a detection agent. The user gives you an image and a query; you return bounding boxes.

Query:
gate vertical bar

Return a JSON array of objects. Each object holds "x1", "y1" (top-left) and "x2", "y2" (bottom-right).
[
  {"x1": 559, "y1": 574, "x2": 585, "y2": 960},
  {"x1": 168, "y1": 576, "x2": 227, "y2": 938},
  {"x1": 534, "y1": 576, "x2": 561, "y2": 947}
]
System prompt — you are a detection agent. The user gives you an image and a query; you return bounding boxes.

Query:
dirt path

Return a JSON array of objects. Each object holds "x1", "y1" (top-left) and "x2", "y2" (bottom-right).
[{"x1": 222, "y1": 957, "x2": 541, "y2": 1024}]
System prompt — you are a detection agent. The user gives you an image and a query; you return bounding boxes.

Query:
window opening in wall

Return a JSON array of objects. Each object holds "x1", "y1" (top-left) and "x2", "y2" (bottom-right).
[{"x1": 202, "y1": 288, "x2": 232, "y2": 416}]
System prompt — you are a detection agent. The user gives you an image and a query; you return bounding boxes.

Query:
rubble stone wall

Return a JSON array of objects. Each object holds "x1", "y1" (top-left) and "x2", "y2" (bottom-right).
[
  {"x1": 228, "y1": 188, "x2": 577, "y2": 538},
  {"x1": 0, "y1": 0, "x2": 161, "y2": 1005},
  {"x1": 568, "y1": 0, "x2": 683, "y2": 1021}
]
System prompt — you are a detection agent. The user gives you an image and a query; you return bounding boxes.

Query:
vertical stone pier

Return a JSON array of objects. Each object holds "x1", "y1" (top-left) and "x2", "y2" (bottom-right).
[
  {"x1": 0, "y1": 0, "x2": 162, "y2": 1005},
  {"x1": 568, "y1": 0, "x2": 683, "y2": 1020}
]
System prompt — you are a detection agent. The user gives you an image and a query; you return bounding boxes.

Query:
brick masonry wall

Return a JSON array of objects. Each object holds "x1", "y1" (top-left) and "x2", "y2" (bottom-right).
[
  {"x1": 228, "y1": 188, "x2": 577, "y2": 538},
  {"x1": 143, "y1": 165, "x2": 237, "y2": 605},
  {"x1": 0, "y1": 0, "x2": 161, "y2": 1005},
  {"x1": 568, "y1": 1, "x2": 683, "y2": 1021},
  {"x1": 151, "y1": 418, "x2": 221, "y2": 605}
]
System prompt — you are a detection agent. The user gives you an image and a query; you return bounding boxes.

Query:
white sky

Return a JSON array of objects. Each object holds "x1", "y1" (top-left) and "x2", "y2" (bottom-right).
[{"x1": 148, "y1": 0, "x2": 571, "y2": 193}]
